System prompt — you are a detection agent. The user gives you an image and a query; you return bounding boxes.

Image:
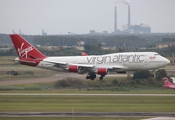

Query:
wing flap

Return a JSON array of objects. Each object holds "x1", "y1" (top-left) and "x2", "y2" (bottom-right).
[
  {"x1": 43, "y1": 60, "x2": 125, "y2": 69},
  {"x1": 43, "y1": 60, "x2": 94, "y2": 68}
]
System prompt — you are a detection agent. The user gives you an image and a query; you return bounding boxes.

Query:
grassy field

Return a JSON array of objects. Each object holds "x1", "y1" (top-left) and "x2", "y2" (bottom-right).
[
  {"x1": 0, "y1": 56, "x2": 175, "y2": 120},
  {"x1": 0, "y1": 56, "x2": 57, "y2": 80},
  {"x1": 0, "y1": 88, "x2": 175, "y2": 94},
  {"x1": 0, "y1": 92, "x2": 174, "y2": 119},
  {"x1": 0, "y1": 95, "x2": 175, "y2": 112}
]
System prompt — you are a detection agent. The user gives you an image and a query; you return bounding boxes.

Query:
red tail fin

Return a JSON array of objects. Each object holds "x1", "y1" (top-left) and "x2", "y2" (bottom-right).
[
  {"x1": 81, "y1": 52, "x2": 88, "y2": 56},
  {"x1": 163, "y1": 77, "x2": 174, "y2": 87},
  {"x1": 10, "y1": 34, "x2": 46, "y2": 59}
]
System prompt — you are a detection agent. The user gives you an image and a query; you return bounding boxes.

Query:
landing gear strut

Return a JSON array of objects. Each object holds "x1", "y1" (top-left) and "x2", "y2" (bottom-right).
[
  {"x1": 99, "y1": 75, "x2": 105, "y2": 80},
  {"x1": 150, "y1": 74, "x2": 155, "y2": 78},
  {"x1": 150, "y1": 70, "x2": 155, "y2": 78}
]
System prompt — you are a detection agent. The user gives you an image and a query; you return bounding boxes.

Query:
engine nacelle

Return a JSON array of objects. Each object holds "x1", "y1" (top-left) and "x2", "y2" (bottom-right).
[
  {"x1": 97, "y1": 68, "x2": 108, "y2": 75},
  {"x1": 68, "y1": 65, "x2": 79, "y2": 72}
]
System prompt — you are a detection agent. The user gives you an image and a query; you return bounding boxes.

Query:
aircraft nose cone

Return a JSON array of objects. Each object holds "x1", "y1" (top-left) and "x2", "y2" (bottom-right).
[{"x1": 165, "y1": 58, "x2": 170, "y2": 65}]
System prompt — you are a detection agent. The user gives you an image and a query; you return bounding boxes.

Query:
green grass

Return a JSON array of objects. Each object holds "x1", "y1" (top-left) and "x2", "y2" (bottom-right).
[
  {"x1": 0, "y1": 95, "x2": 175, "y2": 112},
  {"x1": 0, "y1": 66, "x2": 56, "y2": 81},
  {"x1": 1, "y1": 87, "x2": 175, "y2": 94},
  {"x1": 0, "y1": 56, "x2": 56, "y2": 80},
  {"x1": 0, "y1": 56, "x2": 16, "y2": 65}
]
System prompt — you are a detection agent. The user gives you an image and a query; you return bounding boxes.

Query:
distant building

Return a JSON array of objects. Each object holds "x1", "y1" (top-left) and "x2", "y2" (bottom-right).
[
  {"x1": 0, "y1": 47, "x2": 12, "y2": 51},
  {"x1": 75, "y1": 46, "x2": 85, "y2": 50},
  {"x1": 77, "y1": 41, "x2": 85, "y2": 46},
  {"x1": 42, "y1": 29, "x2": 47, "y2": 35},
  {"x1": 103, "y1": 31, "x2": 108, "y2": 34},
  {"x1": 156, "y1": 42, "x2": 175, "y2": 49},
  {"x1": 122, "y1": 23, "x2": 151, "y2": 33},
  {"x1": 90, "y1": 30, "x2": 96, "y2": 34}
]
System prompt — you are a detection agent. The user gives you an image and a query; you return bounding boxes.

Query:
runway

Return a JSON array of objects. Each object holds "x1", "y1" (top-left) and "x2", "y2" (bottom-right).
[
  {"x1": 0, "y1": 112, "x2": 175, "y2": 117},
  {"x1": 0, "y1": 93, "x2": 175, "y2": 96}
]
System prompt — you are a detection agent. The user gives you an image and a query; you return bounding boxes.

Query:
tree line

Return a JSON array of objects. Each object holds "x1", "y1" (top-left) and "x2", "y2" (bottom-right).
[{"x1": 0, "y1": 33, "x2": 175, "y2": 57}]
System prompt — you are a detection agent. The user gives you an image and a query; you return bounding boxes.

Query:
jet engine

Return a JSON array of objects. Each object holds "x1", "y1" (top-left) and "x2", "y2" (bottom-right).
[
  {"x1": 68, "y1": 65, "x2": 79, "y2": 72},
  {"x1": 97, "y1": 68, "x2": 108, "y2": 75}
]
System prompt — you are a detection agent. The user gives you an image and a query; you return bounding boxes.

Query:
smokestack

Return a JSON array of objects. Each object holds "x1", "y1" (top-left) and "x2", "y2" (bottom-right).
[
  {"x1": 114, "y1": 6, "x2": 117, "y2": 32},
  {"x1": 128, "y1": 5, "x2": 131, "y2": 33}
]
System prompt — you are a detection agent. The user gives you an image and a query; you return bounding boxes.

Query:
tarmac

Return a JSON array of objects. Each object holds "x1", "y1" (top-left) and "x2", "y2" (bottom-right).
[{"x1": 0, "y1": 112, "x2": 175, "y2": 117}]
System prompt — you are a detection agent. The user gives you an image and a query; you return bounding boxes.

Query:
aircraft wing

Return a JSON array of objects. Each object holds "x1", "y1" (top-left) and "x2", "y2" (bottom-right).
[
  {"x1": 43, "y1": 59, "x2": 124, "y2": 70},
  {"x1": 43, "y1": 60, "x2": 94, "y2": 68}
]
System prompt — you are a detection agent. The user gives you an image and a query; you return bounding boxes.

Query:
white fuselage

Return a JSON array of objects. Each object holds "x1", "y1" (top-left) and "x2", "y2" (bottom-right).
[{"x1": 37, "y1": 52, "x2": 170, "y2": 73}]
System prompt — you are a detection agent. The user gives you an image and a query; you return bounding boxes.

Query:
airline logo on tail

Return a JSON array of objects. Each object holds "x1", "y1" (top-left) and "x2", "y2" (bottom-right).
[
  {"x1": 18, "y1": 43, "x2": 33, "y2": 58},
  {"x1": 10, "y1": 34, "x2": 46, "y2": 59}
]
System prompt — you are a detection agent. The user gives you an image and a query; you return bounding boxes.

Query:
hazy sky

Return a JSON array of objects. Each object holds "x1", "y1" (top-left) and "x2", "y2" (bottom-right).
[{"x1": 0, "y1": 0, "x2": 175, "y2": 35}]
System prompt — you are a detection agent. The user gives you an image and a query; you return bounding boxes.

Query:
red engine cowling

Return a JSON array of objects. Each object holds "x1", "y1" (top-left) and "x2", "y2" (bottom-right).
[
  {"x1": 68, "y1": 65, "x2": 79, "y2": 72},
  {"x1": 97, "y1": 68, "x2": 108, "y2": 75}
]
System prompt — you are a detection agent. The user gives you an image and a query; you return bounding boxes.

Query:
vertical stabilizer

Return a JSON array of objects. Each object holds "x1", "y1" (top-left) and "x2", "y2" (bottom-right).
[
  {"x1": 163, "y1": 77, "x2": 175, "y2": 88},
  {"x1": 10, "y1": 34, "x2": 46, "y2": 59}
]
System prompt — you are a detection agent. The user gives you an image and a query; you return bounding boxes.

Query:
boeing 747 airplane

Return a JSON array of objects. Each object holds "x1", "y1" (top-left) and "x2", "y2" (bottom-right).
[{"x1": 10, "y1": 34, "x2": 170, "y2": 80}]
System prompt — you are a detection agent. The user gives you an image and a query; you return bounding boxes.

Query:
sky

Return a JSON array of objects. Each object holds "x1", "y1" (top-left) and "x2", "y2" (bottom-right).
[{"x1": 0, "y1": 0, "x2": 175, "y2": 35}]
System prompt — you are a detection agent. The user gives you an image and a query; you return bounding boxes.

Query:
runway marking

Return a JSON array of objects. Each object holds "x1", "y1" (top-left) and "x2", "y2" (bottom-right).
[
  {"x1": 0, "y1": 112, "x2": 175, "y2": 117},
  {"x1": 0, "y1": 93, "x2": 175, "y2": 96},
  {"x1": 142, "y1": 117, "x2": 175, "y2": 120}
]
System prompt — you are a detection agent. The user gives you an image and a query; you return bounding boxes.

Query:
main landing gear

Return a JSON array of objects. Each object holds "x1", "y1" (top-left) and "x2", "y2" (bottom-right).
[
  {"x1": 86, "y1": 73, "x2": 105, "y2": 80},
  {"x1": 86, "y1": 73, "x2": 96, "y2": 80},
  {"x1": 99, "y1": 75, "x2": 105, "y2": 80}
]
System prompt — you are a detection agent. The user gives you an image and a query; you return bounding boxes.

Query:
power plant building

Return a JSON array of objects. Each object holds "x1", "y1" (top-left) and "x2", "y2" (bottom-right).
[
  {"x1": 113, "y1": 4, "x2": 151, "y2": 34},
  {"x1": 123, "y1": 23, "x2": 151, "y2": 33},
  {"x1": 131, "y1": 24, "x2": 151, "y2": 33}
]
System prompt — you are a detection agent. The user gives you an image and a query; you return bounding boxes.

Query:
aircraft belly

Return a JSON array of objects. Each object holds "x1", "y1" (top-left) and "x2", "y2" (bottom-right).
[{"x1": 37, "y1": 61, "x2": 63, "y2": 71}]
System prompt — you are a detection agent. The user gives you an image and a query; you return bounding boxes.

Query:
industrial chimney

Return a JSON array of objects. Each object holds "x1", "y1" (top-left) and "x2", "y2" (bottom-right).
[
  {"x1": 114, "y1": 6, "x2": 117, "y2": 32},
  {"x1": 128, "y1": 5, "x2": 131, "y2": 33}
]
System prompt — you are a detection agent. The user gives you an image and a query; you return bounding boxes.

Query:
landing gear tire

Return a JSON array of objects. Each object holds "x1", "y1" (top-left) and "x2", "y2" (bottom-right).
[
  {"x1": 99, "y1": 76, "x2": 103, "y2": 80},
  {"x1": 150, "y1": 74, "x2": 154, "y2": 78},
  {"x1": 86, "y1": 74, "x2": 96, "y2": 80},
  {"x1": 90, "y1": 74, "x2": 96, "y2": 80},
  {"x1": 86, "y1": 76, "x2": 90, "y2": 79}
]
